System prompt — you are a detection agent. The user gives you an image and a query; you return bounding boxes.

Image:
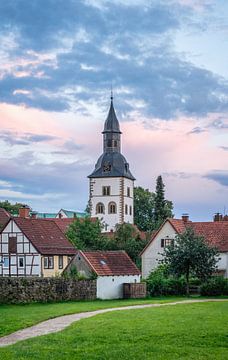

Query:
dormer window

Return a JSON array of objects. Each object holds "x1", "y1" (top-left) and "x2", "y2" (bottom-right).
[
  {"x1": 103, "y1": 163, "x2": 111, "y2": 172},
  {"x1": 125, "y1": 163, "x2": 129, "y2": 171}
]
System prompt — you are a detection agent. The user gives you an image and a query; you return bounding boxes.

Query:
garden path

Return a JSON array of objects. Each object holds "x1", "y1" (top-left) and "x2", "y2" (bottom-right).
[{"x1": 0, "y1": 299, "x2": 227, "y2": 347}]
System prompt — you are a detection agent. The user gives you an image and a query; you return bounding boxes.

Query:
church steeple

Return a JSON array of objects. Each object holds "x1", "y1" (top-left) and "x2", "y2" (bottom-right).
[{"x1": 102, "y1": 95, "x2": 121, "y2": 153}]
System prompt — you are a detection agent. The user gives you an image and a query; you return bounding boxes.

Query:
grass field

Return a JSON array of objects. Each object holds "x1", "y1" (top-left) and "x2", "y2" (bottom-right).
[
  {"x1": 0, "y1": 296, "x2": 186, "y2": 337},
  {"x1": 0, "y1": 301, "x2": 227, "y2": 360}
]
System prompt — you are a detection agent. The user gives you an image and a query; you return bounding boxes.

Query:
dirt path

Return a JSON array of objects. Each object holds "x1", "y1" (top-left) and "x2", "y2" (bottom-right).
[{"x1": 0, "y1": 299, "x2": 227, "y2": 347}]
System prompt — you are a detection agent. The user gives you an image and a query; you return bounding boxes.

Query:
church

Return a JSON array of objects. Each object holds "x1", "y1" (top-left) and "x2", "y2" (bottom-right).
[{"x1": 88, "y1": 95, "x2": 135, "y2": 232}]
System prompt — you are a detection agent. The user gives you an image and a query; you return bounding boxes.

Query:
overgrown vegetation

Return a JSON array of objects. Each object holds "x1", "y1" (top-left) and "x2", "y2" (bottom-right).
[{"x1": 200, "y1": 277, "x2": 228, "y2": 296}]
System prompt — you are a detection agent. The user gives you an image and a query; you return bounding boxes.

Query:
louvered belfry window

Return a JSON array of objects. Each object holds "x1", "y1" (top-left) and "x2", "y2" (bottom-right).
[{"x1": 8, "y1": 237, "x2": 17, "y2": 253}]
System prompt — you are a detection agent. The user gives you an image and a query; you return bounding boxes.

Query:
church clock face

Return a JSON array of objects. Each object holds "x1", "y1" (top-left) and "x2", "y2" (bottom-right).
[{"x1": 103, "y1": 162, "x2": 111, "y2": 172}]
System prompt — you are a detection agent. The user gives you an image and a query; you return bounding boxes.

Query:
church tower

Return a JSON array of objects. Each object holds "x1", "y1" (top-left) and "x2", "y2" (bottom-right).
[{"x1": 88, "y1": 95, "x2": 135, "y2": 232}]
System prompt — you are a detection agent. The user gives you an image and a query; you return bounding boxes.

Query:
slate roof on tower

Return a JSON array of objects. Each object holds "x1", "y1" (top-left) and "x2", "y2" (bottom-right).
[
  {"x1": 88, "y1": 96, "x2": 135, "y2": 180},
  {"x1": 102, "y1": 97, "x2": 122, "y2": 134}
]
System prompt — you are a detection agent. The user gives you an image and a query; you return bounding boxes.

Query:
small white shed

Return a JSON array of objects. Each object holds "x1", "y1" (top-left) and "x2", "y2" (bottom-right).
[{"x1": 67, "y1": 250, "x2": 141, "y2": 299}]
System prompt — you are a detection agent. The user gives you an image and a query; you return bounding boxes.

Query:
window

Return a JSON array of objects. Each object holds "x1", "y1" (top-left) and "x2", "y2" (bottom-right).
[
  {"x1": 107, "y1": 139, "x2": 112, "y2": 147},
  {"x1": 125, "y1": 204, "x2": 128, "y2": 215},
  {"x1": 44, "y1": 256, "x2": 54, "y2": 269},
  {"x1": 108, "y1": 202, "x2": 116, "y2": 214},
  {"x1": 161, "y1": 238, "x2": 174, "y2": 248},
  {"x1": 96, "y1": 202, "x2": 105, "y2": 214},
  {"x1": 102, "y1": 186, "x2": 110, "y2": 196},
  {"x1": 113, "y1": 140, "x2": 118, "y2": 147},
  {"x1": 59, "y1": 255, "x2": 63, "y2": 269},
  {"x1": 129, "y1": 206, "x2": 132, "y2": 216},
  {"x1": 3, "y1": 256, "x2": 9, "y2": 268},
  {"x1": 127, "y1": 187, "x2": 130, "y2": 197},
  {"x1": 8, "y1": 237, "x2": 17, "y2": 253},
  {"x1": 18, "y1": 256, "x2": 24, "y2": 268}
]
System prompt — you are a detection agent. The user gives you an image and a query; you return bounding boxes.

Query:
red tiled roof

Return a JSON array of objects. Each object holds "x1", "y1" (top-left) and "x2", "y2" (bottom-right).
[
  {"x1": 47, "y1": 217, "x2": 98, "y2": 234},
  {"x1": 141, "y1": 218, "x2": 228, "y2": 255},
  {"x1": 0, "y1": 208, "x2": 10, "y2": 229},
  {"x1": 14, "y1": 218, "x2": 77, "y2": 255},
  {"x1": 80, "y1": 250, "x2": 141, "y2": 276}
]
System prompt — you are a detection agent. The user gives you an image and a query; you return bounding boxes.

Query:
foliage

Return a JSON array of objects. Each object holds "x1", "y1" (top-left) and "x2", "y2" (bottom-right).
[
  {"x1": 200, "y1": 277, "x2": 228, "y2": 296},
  {"x1": 146, "y1": 266, "x2": 186, "y2": 296},
  {"x1": 134, "y1": 178, "x2": 173, "y2": 232},
  {"x1": 154, "y1": 175, "x2": 173, "y2": 228},
  {"x1": 0, "y1": 200, "x2": 28, "y2": 215},
  {"x1": 66, "y1": 217, "x2": 108, "y2": 250},
  {"x1": 134, "y1": 186, "x2": 155, "y2": 232},
  {"x1": 160, "y1": 227, "x2": 219, "y2": 295},
  {"x1": 109, "y1": 223, "x2": 148, "y2": 263}
]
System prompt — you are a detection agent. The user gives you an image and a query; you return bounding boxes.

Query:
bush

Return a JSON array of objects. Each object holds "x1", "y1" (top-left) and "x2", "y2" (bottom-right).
[
  {"x1": 200, "y1": 276, "x2": 228, "y2": 296},
  {"x1": 146, "y1": 267, "x2": 186, "y2": 296}
]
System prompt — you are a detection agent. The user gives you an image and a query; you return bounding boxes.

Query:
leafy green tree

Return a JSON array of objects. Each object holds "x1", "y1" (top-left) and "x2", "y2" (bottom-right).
[
  {"x1": 112, "y1": 223, "x2": 148, "y2": 264},
  {"x1": 134, "y1": 180, "x2": 173, "y2": 232},
  {"x1": 66, "y1": 217, "x2": 107, "y2": 250},
  {"x1": 160, "y1": 227, "x2": 219, "y2": 295},
  {"x1": 134, "y1": 186, "x2": 155, "y2": 232},
  {"x1": 0, "y1": 200, "x2": 28, "y2": 215},
  {"x1": 154, "y1": 175, "x2": 173, "y2": 228}
]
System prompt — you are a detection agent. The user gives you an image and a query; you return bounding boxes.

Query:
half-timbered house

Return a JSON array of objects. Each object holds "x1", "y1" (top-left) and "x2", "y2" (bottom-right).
[{"x1": 0, "y1": 208, "x2": 76, "y2": 277}]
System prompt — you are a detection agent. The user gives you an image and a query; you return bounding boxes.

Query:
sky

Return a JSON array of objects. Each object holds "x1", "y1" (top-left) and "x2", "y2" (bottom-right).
[{"x1": 0, "y1": 0, "x2": 227, "y2": 220}]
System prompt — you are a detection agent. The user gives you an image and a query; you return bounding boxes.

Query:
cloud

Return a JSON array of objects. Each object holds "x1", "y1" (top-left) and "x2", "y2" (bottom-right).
[
  {"x1": 187, "y1": 126, "x2": 207, "y2": 134},
  {"x1": 219, "y1": 146, "x2": 228, "y2": 151},
  {"x1": 0, "y1": 130, "x2": 58, "y2": 146},
  {"x1": 204, "y1": 170, "x2": 228, "y2": 187}
]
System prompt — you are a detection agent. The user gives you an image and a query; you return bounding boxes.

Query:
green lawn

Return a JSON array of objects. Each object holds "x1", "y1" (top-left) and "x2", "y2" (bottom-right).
[
  {"x1": 0, "y1": 296, "x2": 186, "y2": 337},
  {"x1": 0, "y1": 302, "x2": 227, "y2": 359}
]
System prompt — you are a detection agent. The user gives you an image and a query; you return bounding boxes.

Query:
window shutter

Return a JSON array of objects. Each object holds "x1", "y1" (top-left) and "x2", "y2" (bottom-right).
[
  {"x1": 161, "y1": 239, "x2": 164, "y2": 248},
  {"x1": 8, "y1": 237, "x2": 17, "y2": 253}
]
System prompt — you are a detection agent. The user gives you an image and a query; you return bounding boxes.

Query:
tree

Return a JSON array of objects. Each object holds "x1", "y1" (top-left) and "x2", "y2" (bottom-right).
[
  {"x1": 154, "y1": 175, "x2": 173, "y2": 228},
  {"x1": 112, "y1": 223, "x2": 148, "y2": 264},
  {"x1": 66, "y1": 217, "x2": 107, "y2": 250},
  {"x1": 134, "y1": 180, "x2": 173, "y2": 232},
  {"x1": 0, "y1": 200, "x2": 28, "y2": 215},
  {"x1": 134, "y1": 186, "x2": 155, "y2": 232},
  {"x1": 160, "y1": 227, "x2": 219, "y2": 295}
]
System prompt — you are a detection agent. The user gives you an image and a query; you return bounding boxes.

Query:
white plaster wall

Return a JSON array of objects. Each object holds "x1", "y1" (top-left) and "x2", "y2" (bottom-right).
[
  {"x1": 97, "y1": 275, "x2": 141, "y2": 299},
  {"x1": 90, "y1": 177, "x2": 121, "y2": 231},
  {"x1": 141, "y1": 221, "x2": 177, "y2": 278},
  {"x1": 217, "y1": 253, "x2": 228, "y2": 278},
  {"x1": 123, "y1": 178, "x2": 134, "y2": 224}
]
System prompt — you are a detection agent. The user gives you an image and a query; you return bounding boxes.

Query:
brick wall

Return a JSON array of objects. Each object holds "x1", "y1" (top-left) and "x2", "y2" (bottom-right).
[{"x1": 0, "y1": 278, "x2": 96, "y2": 304}]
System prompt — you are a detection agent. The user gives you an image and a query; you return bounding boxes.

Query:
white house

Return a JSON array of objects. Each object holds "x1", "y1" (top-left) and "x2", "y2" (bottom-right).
[
  {"x1": 141, "y1": 215, "x2": 228, "y2": 279},
  {"x1": 66, "y1": 250, "x2": 141, "y2": 299},
  {"x1": 88, "y1": 95, "x2": 135, "y2": 232},
  {"x1": 0, "y1": 207, "x2": 76, "y2": 277}
]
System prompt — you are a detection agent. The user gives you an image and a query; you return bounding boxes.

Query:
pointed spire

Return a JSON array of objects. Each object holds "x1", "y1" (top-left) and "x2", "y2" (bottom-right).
[{"x1": 103, "y1": 93, "x2": 121, "y2": 134}]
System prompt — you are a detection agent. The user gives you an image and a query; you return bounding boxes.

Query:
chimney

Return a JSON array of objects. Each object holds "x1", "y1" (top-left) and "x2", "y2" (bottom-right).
[
  {"x1": 19, "y1": 205, "x2": 30, "y2": 218},
  {"x1": 214, "y1": 213, "x2": 223, "y2": 222},
  {"x1": 30, "y1": 211, "x2": 38, "y2": 219},
  {"x1": 182, "y1": 213, "x2": 189, "y2": 223}
]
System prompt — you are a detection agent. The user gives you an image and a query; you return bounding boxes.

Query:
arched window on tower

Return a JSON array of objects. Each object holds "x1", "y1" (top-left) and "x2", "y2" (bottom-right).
[
  {"x1": 108, "y1": 202, "x2": 117, "y2": 214},
  {"x1": 96, "y1": 202, "x2": 105, "y2": 214}
]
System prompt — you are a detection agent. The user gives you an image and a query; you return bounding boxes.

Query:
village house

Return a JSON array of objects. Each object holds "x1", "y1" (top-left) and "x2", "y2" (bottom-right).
[
  {"x1": 141, "y1": 214, "x2": 228, "y2": 279},
  {"x1": 0, "y1": 207, "x2": 76, "y2": 277},
  {"x1": 65, "y1": 250, "x2": 141, "y2": 299}
]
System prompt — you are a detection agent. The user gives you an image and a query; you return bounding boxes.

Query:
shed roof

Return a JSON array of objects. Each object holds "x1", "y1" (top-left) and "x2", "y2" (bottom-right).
[{"x1": 80, "y1": 250, "x2": 141, "y2": 276}]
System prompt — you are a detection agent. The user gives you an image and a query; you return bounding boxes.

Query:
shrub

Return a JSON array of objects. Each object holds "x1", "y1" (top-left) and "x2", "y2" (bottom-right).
[
  {"x1": 200, "y1": 276, "x2": 228, "y2": 296},
  {"x1": 146, "y1": 266, "x2": 186, "y2": 296}
]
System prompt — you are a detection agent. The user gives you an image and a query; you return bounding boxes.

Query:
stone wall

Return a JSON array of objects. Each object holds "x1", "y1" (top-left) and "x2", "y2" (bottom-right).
[{"x1": 0, "y1": 278, "x2": 96, "y2": 304}]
